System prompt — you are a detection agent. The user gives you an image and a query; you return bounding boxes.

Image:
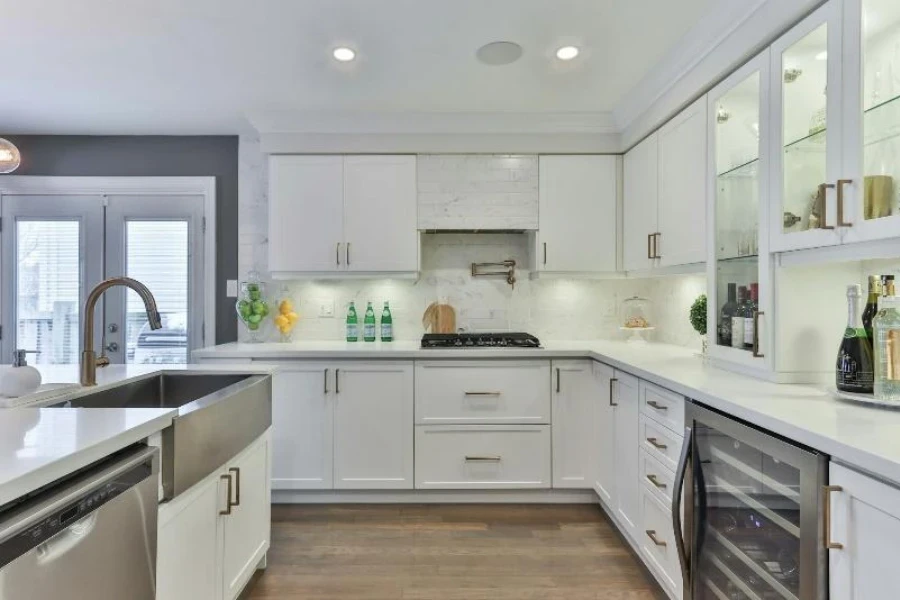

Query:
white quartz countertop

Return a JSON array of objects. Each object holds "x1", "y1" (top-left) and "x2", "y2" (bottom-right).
[
  {"x1": 196, "y1": 340, "x2": 900, "y2": 487},
  {"x1": 0, "y1": 363, "x2": 276, "y2": 508}
]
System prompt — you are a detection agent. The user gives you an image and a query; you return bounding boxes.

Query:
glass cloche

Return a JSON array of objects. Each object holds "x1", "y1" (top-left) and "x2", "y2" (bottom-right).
[{"x1": 619, "y1": 296, "x2": 655, "y2": 343}]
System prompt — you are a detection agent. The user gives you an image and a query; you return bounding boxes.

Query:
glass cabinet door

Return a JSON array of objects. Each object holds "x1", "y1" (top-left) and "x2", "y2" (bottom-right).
[
  {"x1": 841, "y1": 0, "x2": 900, "y2": 242},
  {"x1": 770, "y1": 1, "x2": 845, "y2": 252},
  {"x1": 709, "y1": 52, "x2": 770, "y2": 365}
]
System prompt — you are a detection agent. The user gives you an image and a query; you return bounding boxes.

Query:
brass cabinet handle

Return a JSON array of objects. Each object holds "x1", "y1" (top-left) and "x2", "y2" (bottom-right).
[
  {"x1": 646, "y1": 529, "x2": 667, "y2": 547},
  {"x1": 346, "y1": 242, "x2": 351, "y2": 265},
  {"x1": 465, "y1": 456, "x2": 501, "y2": 462},
  {"x1": 647, "y1": 234, "x2": 653, "y2": 259},
  {"x1": 556, "y1": 368, "x2": 561, "y2": 393},
  {"x1": 646, "y1": 474, "x2": 667, "y2": 489},
  {"x1": 335, "y1": 368, "x2": 340, "y2": 394},
  {"x1": 324, "y1": 368, "x2": 329, "y2": 394},
  {"x1": 837, "y1": 179, "x2": 853, "y2": 227},
  {"x1": 647, "y1": 400, "x2": 668, "y2": 411},
  {"x1": 219, "y1": 474, "x2": 233, "y2": 516},
  {"x1": 646, "y1": 437, "x2": 668, "y2": 450},
  {"x1": 336, "y1": 242, "x2": 341, "y2": 265},
  {"x1": 653, "y1": 233, "x2": 661, "y2": 259},
  {"x1": 824, "y1": 485, "x2": 844, "y2": 550},
  {"x1": 543, "y1": 242, "x2": 547, "y2": 265},
  {"x1": 229, "y1": 467, "x2": 241, "y2": 507},
  {"x1": 609, "y1": 377, "x2": 618, "y2": 407},
  {"x1": 753, "y1": 311, "x2": 765, "y2": 358},
  {"x1": 464, "y1": 391, "x2": 502, "y2": 397},
  {"x1": 818, "y1": 183, "x2": 836, "y2": 229}
]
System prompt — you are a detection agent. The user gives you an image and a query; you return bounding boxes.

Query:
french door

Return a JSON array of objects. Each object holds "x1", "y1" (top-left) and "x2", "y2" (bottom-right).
[{"x1": 1, "y1": 193, "x2": 205, "y2": 365}]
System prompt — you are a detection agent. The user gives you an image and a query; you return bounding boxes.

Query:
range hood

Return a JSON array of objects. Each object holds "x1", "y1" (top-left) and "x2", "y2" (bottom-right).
[{"x1": 416, "y1": 154, "x2": 539, "y2": 232}]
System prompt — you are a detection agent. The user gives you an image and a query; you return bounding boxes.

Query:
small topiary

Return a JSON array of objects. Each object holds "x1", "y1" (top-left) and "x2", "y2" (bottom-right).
[{"x1": 689, "y1": 294, "x2": 707, "y2": 335}]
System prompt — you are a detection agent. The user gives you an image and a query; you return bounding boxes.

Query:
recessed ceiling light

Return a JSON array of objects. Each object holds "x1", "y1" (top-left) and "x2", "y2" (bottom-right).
[
  {"x1": 556, "y1": 46, "x2": 580, "y2": 61},
  {"x1": 333, "y1": 47, "x2": 356, "y2": 62},
  {"x1": 476, "y1": 41, "x2": 523, "y2": 66},
  {"x1": 815, "y1": 51, "x2": 828, "y2": 61}
]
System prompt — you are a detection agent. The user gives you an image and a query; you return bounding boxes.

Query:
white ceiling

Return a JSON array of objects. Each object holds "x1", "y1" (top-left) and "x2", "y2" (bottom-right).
[{"x1": 1, "y1": 0, "x2": 717, "y2": 134}]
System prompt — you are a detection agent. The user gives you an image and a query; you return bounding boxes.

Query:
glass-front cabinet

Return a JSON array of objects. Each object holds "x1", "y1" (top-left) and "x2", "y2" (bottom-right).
[{"x1": 708, "y1": 51, "x2": 772, "y2": 370}]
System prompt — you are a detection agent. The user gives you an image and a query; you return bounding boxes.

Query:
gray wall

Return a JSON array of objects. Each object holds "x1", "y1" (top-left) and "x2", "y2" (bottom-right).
[{"x1": 0, "y1": 135, "x2": 238, "y2": 344}]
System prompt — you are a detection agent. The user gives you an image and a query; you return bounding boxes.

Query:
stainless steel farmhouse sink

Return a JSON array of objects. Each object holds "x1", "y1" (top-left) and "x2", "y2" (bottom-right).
[{"x1": 52, "y1": 373, "x2": 272, "y2": 501}]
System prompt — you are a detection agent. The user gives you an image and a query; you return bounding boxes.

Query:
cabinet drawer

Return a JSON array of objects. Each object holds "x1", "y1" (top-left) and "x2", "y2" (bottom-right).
[
  {"x1": 640, "y1": 448, "x2": 675, "y2": 505},
  {"x1": 415, "y1": 361, "x2": 551, "y2": 425},
  {"x1": 640, "y1": 380, "x2": 685, "y2": 434},
  {"x1": 414, "y1": 425, "x2": 551, "y2": 489},
  {"x1": 640, "y1": 415, "x2": 684, "y2": 472},
  {"x1": 640, "y1": 486, "x2": 681, "y2": 596}
]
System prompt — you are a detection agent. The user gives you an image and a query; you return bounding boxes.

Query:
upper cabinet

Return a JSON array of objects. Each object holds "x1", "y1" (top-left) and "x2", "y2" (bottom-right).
[
  {"x1": 536, "y1": 155, "x2": 618, "y2": 275},
  {"x1": 657, "y1": 96, "x2": 709, "y2": 268},
  {"x1": 268, "y1": 155, "x2": 419, "y2": 278},
  {"x1": 771, "y1": 0, "x2": 900, "y2": 252},
  {"x1": 624, "y1": 97, "x2": 708, "y2": 273}
]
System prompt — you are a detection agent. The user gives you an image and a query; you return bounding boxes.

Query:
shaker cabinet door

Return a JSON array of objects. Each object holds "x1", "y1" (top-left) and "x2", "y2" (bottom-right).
[
  {"x1": 592, "y1": 362, "x2": 617, "y2": 507},
  {"x1": 623, "y1": 133, "x2": 659, "y2": 272},
  {"x1": 551, "y1": 360, "x2": 595, "y2": 488},
  {"x1": 613, "y1": 370, "x2": 641, "y2": 542}
]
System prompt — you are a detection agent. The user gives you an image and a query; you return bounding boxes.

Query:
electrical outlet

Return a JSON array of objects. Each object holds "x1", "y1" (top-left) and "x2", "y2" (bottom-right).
[
  {"x1": 318, "y1": 300, "x2": 335, "y2": 318},
  {"x1": 226, "y1": 280, "x2": 238, "y2": 298}
]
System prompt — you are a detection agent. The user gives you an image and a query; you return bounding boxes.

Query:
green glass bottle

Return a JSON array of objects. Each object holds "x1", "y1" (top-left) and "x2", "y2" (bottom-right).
[
  {"x1": 363, "y1": 301, "x2": 377, "y2": 342},
  {"x1": 380, "y1": 302, "x2": 393, "y2": 342},
  {"x1": 345, "y1": 302, "x2": 359, "y2": 342}
]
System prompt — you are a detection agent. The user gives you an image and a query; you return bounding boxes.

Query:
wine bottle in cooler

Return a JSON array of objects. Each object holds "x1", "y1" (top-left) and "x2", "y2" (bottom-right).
[{"x1": 836, "y1": 284, "x2": 875, "y2": 394}]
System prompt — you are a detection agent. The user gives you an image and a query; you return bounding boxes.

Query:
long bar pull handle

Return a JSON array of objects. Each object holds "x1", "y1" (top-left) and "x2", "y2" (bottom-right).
[
  {"x1": 647, "y1": 437, "x2": 668, "y2": 450},
  {"x1": 752, "y1": 311, "x2": 765, "y2": 358},
  {"x1": 647, "y1": 400, "x2": 668, "y2": 411},
  {"x1": 818, "y1": 183, "x2": 836, "y2": 229},
  {"x1": 647, "y1": 234, "x2": 653, "y2": 259},
  {"x1": 543, "y1": 242, "x2": 547, "y2": 265},
  {"x1": 609, "y1": 377, "x2": 618, "y2": 407},
  {"x1": 346, "y1": 242, "x2": 351, "y2": 266},
  {"x1": 654, "y1": 233, "x2": 662, "y2": 259},
  {"x1": 556, "y1": 368, "x2": 561, "y2": 393},
  {"x1": 464, "y1": 391, "x2": 502, "y2": 397},
  {"x1": 336, "y1": 242, "x2": 342, "y2": 265},
  {"x1": 335, "y1": 368, "x2": 340, "y2": 394},
  {"x1": 837, "y1": 179, "x2": 853, "y2": 227},
  {"x1": 673, "y1": 425, "x2": 693, "y2": 594},
  {"x1": 219, "y1": 474, "x2": 233, "y2": 516},
  {"x1": 465, "y1": 456, "x2": 501, "y2": 462},
  {"x1": 646, "y1": 530, "x2": 667, "y2": 547},
  {"x1": 229, "y1": 467, "x2": 241, "y2": 507},
  {"x1": 824, "y1": 485, "x2": 844, "y2": 550},
  {"x1": 646, "y1": 474, "x2": 668, "y2": 489}
]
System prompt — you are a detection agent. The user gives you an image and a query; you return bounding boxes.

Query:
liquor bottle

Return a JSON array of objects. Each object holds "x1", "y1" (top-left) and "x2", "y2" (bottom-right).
[
  {"x1": 862, "y1": 275, "x2": 882, "y2": 342},
  {"x1": 345, "y1": 302, "x2": 359, "y2": 342},
  {"x1": 836, "y1": 284, "x2": 875, "y2": 394},
  {"x1": 718, "y1": 283, "x2": 738, "y2": 346},
  {"x1": 743, "y1": 283, "x2": 759, "y2": 350},
  {"x1": 883, "y1": 275, "x2": 896, "y2": 298},
  {"x1": 730, "y1": 286, "x2": 748, "y2": 349},
  {"x1": 873, "y1": 296, "x2": 900, "y2": 401},
  {"x1": 363, "y1": 301, "x2": 377, "y2": 342},
  {"x1": 380, "y1": 302, "x2": 393, "y2": 343}
]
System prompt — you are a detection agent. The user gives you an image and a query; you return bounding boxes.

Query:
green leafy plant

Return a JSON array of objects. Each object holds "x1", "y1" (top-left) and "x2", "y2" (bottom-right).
[{"x1": 690, "y1": 294, "x2": 707, "y2": 335}]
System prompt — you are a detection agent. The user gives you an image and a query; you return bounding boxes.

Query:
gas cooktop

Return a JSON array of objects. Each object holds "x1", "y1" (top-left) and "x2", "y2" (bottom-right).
[{"x1": 421, "y1": 332, "x2": 541, "y2": 349}]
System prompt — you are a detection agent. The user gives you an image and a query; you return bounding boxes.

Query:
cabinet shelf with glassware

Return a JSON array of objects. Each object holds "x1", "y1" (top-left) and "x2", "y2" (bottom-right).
[{"x1": 770, "y1": 0, "x2": 900, "y2": 254}]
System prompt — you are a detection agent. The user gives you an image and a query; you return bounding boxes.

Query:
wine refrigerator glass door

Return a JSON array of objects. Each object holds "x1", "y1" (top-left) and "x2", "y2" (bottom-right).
[{"x1": 688, "y1": 403, "x2": 826, "y2": 600}]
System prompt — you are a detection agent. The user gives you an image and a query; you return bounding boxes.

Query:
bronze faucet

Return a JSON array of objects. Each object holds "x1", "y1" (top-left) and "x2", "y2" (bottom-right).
[{"x1": 81, "y1": 277, "x2": 162, "y2": 386}]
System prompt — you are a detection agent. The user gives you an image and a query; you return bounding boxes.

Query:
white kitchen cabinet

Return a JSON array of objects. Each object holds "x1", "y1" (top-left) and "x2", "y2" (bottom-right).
[
  {"x1": 657, "y1": 95, "x2": 708, "y2": 268},
  {"x1": 536, "y1": 155, "x2": 617, "y2": 275},
  {"x1": 333, "y1": 362, "x2": 414, "y2": 489},
  {"x1": 551, "y1": 360, "x2": 595, "y2": 489},
  {"x1": 623, "y1": 133, "x2": 660, "y2": 272},
  {"x1": 268, "y1": 155, "x2": 418, "y2": 278},
  {"x1": 221, "y1": 434, "x2": 271, "y2": 600},
  {"x1": 592, "y1": 362, "x2": 617, "y2": 507},
  {"x1": 342, "y1": 155, "x2": 418, "y2": 273},
  {"x1": 829, "y1": 463, "x2": 900, "y2": 599},
  {"x1": 157, "y1": 430, "x2": 271, "y2": 600},
  {"x1": 613, "y1": 370, "x2": 641, "y2": 543},
  {"x1": 269, "y1": 363, "x2": 332, "y2": 490}
]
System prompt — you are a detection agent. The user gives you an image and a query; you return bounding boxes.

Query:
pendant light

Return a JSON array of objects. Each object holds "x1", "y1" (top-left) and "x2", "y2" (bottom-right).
[{"x1": 0, "y1": 138, "x2": 21, "y2": 173}]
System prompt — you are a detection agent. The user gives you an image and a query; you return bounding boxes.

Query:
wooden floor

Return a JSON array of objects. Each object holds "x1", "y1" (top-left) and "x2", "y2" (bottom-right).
[{"x1": 241, "y1": 504, "x2": 666, "y2": 600}]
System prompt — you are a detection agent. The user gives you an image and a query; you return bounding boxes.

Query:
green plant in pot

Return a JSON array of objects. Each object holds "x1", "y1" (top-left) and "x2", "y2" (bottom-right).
[{"x1": 690, "y1": 294, "x2": 708, "y2": 354}]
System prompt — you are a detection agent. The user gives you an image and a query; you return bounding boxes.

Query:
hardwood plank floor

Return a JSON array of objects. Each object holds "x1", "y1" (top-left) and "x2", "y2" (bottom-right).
[{"x1": 241, "y1": 504, "x2": 667, "y2": 600}]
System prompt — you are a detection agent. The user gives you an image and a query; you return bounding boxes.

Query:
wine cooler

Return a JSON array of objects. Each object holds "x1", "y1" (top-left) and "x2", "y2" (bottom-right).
[{"x1": 674, "y1": 402, "x2": 828, "y2": 600}]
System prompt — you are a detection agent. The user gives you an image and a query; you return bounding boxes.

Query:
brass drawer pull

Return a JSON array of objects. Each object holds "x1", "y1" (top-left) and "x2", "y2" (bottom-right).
[
  {"x1": 647, "y1": 234, "x2": 653, "y2": 259},
  {"x1": 646, "y1": 400, "x2": 668, "y2": 411},
  {"x1": 219, "y1": 474, "x2": 233, "y2": 516},
  {"x1": 229, "y1": 467, "x2": 241, "y2": 507},
  {"x1": 464, "y1": 391, "x2": 502, "y2": 397},
  {"x1": 646, "y1": 530, "x2": 667, "y2": 547},
  {"x1": 646, "y1": 474, "x2": 668, "y2": 489},
  {"x1": 465, "y1": 456, "x2": 501, "y2": 462},
  {"x1": 818, "y1": 183, "x2": 836, "y2": 229},
  {"x1": 824, "y1": 485, "x2": 843, "y2": 550},
  {"x1": 646, "y1": 437, "x2": 668, "y2": 450},
  {"x1": 653, "y1": 233, "x2": 661, "y2": 259},
  {"x1": 837, "y1": 179, "x2": 853, "y2": 227}
]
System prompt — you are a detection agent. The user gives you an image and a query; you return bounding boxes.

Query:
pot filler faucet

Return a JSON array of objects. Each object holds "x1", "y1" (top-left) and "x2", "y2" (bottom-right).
[{"x1": 81, "y1": 277, "x2": 162, "y2": 386}]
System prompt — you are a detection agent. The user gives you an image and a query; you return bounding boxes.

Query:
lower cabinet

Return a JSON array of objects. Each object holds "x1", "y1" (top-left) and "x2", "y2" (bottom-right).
[
  {"x1": 613, "y1": 370, "x2": 641, "y2": 543},
  {"x1": 639, "y1": 486, "x2": 682, "y2": 596},
  {"x1": 157, "y1": 430, "x2": 271, "y2": 600},
  {"x1": 829, "y1": 462, "x2": 900, "y2": 599},
  {"x1": 551, "y1": 360, "x2": 595, "y2": 488},
  {"x1": 592, "y1": 362, "x2": 617, "y2": 506}
]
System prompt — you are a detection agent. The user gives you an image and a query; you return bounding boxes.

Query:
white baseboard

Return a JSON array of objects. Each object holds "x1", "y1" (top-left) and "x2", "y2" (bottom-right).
[{"x1": 272, "y1": 488, "x2": 597, "y2": 504}]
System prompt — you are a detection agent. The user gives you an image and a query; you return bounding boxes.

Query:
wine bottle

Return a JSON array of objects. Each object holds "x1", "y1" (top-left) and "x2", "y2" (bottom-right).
[
  {"x1": 862, "y1": 275, "x2": 881, "y2": 342},
  {"x1": 718, "y1": 283, "x2": 738, "y2": 346},
  {"x1": 731, "y1": 286, "x2": 747, "y2": 349},
  {"x1": 836, "y1": 284, "x2": 875, "y2": 394},
  {"x1": 743, "y1": 283, "x2": 759, "y2": 350}
]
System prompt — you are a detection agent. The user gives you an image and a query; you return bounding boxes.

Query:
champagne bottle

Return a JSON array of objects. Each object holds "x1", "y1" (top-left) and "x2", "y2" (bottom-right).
[
  {"x1": 345, "y1": 302, "x2": 359, "y2": 342},
  {"x1": 862, "y1": 275, "x2": 881, "y2": 342},
  {"x1": 363, "y1": 301, "x2": 376, "y2": 342},
  {"x1": 380, "y1": 302, "x2": 393, "y2": 343},
  {"x1": 836, "y1": 284, "x2": 874, "y2": 394}
]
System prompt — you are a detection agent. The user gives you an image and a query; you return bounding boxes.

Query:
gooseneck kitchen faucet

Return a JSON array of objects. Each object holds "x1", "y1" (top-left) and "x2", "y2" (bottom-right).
[{"x1": 81, "y1": 277, "x2": 162, "y2": 386}]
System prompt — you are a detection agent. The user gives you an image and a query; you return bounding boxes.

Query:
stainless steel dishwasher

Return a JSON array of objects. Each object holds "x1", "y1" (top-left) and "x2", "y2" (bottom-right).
[{"x1": 0, "y1": 445, "x2": 159, "y2": 600}]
